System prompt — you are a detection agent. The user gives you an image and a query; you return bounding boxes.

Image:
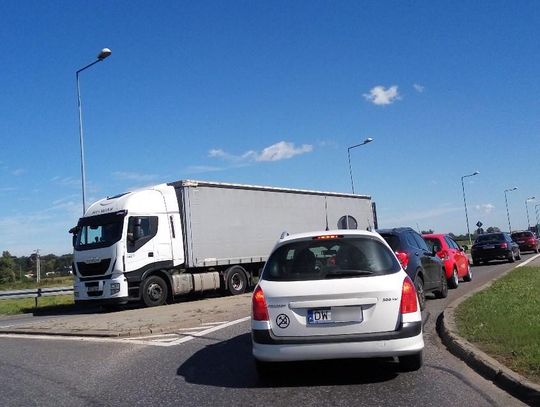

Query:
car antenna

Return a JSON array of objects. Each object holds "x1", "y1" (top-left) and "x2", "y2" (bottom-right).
[{"x1": 324, "y1": 197, "x2": 329, "y2": 231}]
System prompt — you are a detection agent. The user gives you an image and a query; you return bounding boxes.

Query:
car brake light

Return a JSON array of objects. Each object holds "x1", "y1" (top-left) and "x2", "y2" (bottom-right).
[
  {"x1": 500, "y1": 243, "x2": 508, "y2": 249},
  {"x1": 528, "y1": 238, "x2": 536, "y2": 244},
  {"x1": 439, "y1": 249, "x2": 449, "y2": 261},
  {"x1": 400, "y1": 276, "x2": 418, "y2": 314},
  {"x1": 395, "y1": 251, "x2": 409, "y2": 270},
  {"x1": 252, "y1": 286, "x2": 269, "y2": 321}
]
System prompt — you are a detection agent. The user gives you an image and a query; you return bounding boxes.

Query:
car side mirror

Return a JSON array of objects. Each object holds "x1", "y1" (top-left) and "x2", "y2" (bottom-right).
[{"x1": 462, "y1": 245, "x2": 468, "y2": 252}]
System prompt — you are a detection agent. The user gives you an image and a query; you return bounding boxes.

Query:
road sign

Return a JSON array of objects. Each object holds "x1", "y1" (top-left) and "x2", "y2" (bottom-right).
[{"x1": 476, "y1": 221, "x2": 483, "y2": 228}]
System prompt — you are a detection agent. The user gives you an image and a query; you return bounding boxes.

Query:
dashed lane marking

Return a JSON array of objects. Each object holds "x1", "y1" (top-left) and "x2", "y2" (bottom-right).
[{"x1": 0, "y1": 316, "x2": 251, "y2": 347}]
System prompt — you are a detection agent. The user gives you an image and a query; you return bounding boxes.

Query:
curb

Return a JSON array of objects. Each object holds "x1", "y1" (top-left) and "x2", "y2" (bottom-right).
[{"x1": 438, "y1": 261, "x2": 540, "y2": 406}]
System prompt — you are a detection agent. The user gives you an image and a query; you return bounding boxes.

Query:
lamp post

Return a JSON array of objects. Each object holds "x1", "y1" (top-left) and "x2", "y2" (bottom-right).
[
  {"x1": 76, "y1": 48, "x2": 112, "y2": 214},
  {"x1": 504, "y1": 187, "x2": 518, "y2": 233},
  {"x1": 525, "y1": 197, "x2": 535, "y2": 230},
  {"x1": 535, "y1": 204, "x2": 540, "y2": 234},
  {"x1": 460, "y1": 171, "x2": 479, "y2": 246},
  {"x1": 347, "y1": 137, "x2": 373, "y2": 194}
]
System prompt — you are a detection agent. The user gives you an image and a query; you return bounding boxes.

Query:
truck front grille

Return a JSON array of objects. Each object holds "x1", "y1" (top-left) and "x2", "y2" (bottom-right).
[{"x1": 76, "y1": 259, "x2": 111, "y2": 277}]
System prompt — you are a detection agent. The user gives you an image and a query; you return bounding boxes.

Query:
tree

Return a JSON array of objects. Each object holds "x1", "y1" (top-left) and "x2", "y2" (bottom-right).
[
  {"x1": 0, "y1": 251, "x2": 16, "y2": 283},
  {"x1": 486, "y1": 226, "x2": 501, "y2": 233}
]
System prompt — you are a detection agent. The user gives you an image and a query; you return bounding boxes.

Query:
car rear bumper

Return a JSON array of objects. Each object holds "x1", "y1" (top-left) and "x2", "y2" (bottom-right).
[
  {"x1": 471, "y1": 248, "x2": 511, "y2": 261},
  {"x1": 252, "y1": 321, "x2": 423, "y2": 362},
  {"x1": 517, "y1": 244, "x2": 537, "y2": 251}
]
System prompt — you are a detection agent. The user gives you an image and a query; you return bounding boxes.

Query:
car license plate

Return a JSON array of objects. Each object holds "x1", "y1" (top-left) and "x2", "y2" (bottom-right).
[
  {"x1": 87, "y1": 285, "x2": 100, "y2": 293},
  {"x1": 484, "y1": 245, "x2": 495, "y2": 249},
  {"x1": 518, "y1": 240, "x2": 525, "y2": 244},
  {"x1": 307, "y1": 309, "x2": 332, "y2": 324}
]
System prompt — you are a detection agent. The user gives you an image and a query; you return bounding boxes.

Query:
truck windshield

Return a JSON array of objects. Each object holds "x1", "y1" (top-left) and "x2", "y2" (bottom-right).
[{"x1": 75, "y1": 213, "x2": 125, "y2": 251}]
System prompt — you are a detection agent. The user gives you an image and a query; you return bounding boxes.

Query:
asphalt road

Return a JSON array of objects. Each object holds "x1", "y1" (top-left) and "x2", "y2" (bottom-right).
[{"x1": 1, "y1": 254, "x2": 537, "y2": 407}]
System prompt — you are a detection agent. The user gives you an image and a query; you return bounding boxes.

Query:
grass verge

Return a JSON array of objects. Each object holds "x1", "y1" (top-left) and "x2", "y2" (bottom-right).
[
  {"x1": 0, "y1": 277, "x2": 74, "y2": 291},
  {"x1": 455, "y1": 266, "x2": 540, "y2": 383},
  {"x1": 0, "y1": 295, "x2": 74, "y2": 316}
]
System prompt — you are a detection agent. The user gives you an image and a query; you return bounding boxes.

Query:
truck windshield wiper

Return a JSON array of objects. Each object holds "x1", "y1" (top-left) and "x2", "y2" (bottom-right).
[{"x1": 325, "y1": 269, "x2": 374, "y2": 278}]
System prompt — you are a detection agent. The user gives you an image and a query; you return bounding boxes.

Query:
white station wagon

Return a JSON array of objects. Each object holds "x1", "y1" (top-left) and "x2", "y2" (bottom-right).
[{"x1": 251, "y1": 229, "x2": 424, "y2": 376}]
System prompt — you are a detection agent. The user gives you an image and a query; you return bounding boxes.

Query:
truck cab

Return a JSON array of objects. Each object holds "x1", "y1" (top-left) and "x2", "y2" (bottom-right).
[{"x1": 72, "y1": 185, "x2": 183, "y2": 305}]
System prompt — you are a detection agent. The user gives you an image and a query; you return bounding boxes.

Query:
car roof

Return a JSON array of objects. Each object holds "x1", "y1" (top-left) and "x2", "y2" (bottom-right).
[
  {"x1": 279, "y1": 229, "x2": 380, "y2": 243},
  {"x1": 376, "y1": 227, "x2": 414, "y2": 234},
  {"x1": 422, "y1": 233, "x2": 446, "y2": 239}
]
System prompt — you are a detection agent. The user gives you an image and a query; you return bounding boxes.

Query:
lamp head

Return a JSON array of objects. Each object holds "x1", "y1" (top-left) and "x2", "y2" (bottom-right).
[
  {"x1": 363, "y1": 137, "x2": 374, "y2": 144},
  {"x1": 97, "y1": 48, "x2": 112, "y2": 60}
]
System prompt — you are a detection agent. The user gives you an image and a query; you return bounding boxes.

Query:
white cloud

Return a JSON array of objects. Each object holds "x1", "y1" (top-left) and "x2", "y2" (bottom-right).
[
  {"x1": 12, "y1": 168, "x2": 25, "y2": 176},
  {"x1": 475, "y1": 203, "x2": 495, "y2": 214},
  {"x1": 51, "y1": 176, "x2": 80, "y2": 188},
  {"x1": 413, "y1": 83, "x2": 425, "y2": 93},
  {"x1": 257, "y1": 141, "x2": 313, "y2": 162},
  {"x1": 209, "y1": 141, "x2": 313, "y2": 164},
  {"x1": 363, "y1": 85, "x2": 401, "y2": 106}
]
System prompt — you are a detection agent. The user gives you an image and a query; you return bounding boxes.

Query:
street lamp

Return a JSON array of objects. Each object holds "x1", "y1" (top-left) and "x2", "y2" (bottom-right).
[
  {"x1": 460, "y1": 171, "x2": 479, "y2": 246},
  {"x1": 504, "y1": 187, "x2": 518, "y2": 233},
  {"x1": 76, "y1": 48, "x2": 112, "y2": 214},
  {"x1": 347, "y1": 137, "x2": 373, "y2": 194},
  {"x1": 525, "y1": 196, "x2": 536, "y2": 230},
  {"x1": 535, "y1": 204, "x2": 540, "y2": 234}
]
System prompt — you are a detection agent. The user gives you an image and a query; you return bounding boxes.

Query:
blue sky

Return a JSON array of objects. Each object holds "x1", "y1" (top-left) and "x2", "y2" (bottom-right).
[{"x1": 1, "y1": 1, "x2": 539, "y2": 256}]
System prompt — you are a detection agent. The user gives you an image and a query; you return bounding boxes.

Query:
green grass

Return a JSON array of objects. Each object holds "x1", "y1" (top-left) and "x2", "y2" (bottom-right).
[
  {"x1": 0, "y1": 295, "x2": 74, "y2": 316},
  {"x1": 455, "y1": 266, "x2": 540, "y2": 383},
  {"x1": 0, "y1": 276, "x2": 74, "y2": 291}
]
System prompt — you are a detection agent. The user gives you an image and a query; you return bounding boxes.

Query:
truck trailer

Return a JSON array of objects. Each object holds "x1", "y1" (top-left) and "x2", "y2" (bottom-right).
[{"x1": 70, "y1": 180, "x2": 375, "y2": 307}]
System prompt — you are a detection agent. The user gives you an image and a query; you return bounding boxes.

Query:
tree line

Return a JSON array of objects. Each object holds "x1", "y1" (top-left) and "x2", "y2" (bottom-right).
[{"x1": 0, "y1": 251, "x2": 73, "y2": 284}]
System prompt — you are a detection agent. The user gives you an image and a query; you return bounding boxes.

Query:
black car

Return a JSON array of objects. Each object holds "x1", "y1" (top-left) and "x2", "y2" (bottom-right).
[
  {"x1": 377, "y1": 227, "x2": 447, "y2": 310},
  {"x1": 471, "y1": 233, "x2": 521, "y2": 265}
]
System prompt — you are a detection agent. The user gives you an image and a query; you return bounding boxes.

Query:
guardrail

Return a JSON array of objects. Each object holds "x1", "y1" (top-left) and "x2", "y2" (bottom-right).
[{"x1": 0, "y1": 286, "x2": 73, "y2": 300}]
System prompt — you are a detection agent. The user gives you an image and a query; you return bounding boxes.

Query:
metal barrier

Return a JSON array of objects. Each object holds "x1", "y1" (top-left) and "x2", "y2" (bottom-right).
[{"x1": 0, "y1": 286, "x2": 73, "y2": 300}]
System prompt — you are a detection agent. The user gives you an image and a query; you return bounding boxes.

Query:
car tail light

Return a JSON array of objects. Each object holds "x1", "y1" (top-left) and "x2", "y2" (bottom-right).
[
  {"x1": 439, "y1": 250, "x2": 449, "y2": 261},
  {"x1": 528, "y1": 238, "x2": 536, "y2": 244},
  {"x1": 252, "y1": 286, "x2": 269, "y2": 321},
  {"x1": 395, "y1": 251, "x2": 409, "y2": 270},
  {"x1": 500, "y1": 243, "x2": 508, "y2": 249},
  {"x1": 400, "y1": 276, "x2": 418, "y2": 314}
]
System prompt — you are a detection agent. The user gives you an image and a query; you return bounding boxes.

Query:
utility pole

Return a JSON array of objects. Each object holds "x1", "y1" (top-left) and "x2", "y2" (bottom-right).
[{"x1": 35, "y1": 249, "x2": 41, "y2": 284}]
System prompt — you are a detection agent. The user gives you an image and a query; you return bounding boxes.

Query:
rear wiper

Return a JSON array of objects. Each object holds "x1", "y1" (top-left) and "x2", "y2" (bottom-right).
[{"x1": 325, "y1": 269, "x2": 374, "y2": 278}]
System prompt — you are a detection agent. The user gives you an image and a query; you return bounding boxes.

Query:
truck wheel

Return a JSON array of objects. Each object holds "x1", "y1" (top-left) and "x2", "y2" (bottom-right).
[
  {"x1": 226, "y1": 266, "x2": 248, "y2": 295},
  {"x1": 142, "y1": 275, "x2": 168, "y2": 307}
]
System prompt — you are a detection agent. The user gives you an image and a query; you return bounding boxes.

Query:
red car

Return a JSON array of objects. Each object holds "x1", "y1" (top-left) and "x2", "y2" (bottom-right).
[
  {"x1": 422, "y1": 234, "x2": 472, "y2": 289},
  {"x1": 511, "y1": 231, "x2": 540, "y2": 253}
]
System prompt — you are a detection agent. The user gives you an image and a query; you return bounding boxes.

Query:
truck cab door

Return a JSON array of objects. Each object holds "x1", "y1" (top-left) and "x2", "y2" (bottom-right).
[{"x1": 125, "y1": 216, "x2": 158, "y2": 273}]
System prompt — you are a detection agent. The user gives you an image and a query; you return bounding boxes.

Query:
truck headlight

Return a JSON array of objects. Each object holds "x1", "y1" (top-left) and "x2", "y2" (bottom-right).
[{"x1": 110, "y1": 283, "x2": 121, "y2": 295}]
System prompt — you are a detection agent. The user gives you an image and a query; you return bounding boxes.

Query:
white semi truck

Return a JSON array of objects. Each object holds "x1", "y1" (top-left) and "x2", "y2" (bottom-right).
[{"x1": 70, "y1": 180, "x2": 376, "y2": 307}]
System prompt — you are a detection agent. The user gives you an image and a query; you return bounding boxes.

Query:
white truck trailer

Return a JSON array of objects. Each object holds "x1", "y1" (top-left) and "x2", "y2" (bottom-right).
[{"x1": 70, "y1": 180, "x2": 376, "y2": 307}]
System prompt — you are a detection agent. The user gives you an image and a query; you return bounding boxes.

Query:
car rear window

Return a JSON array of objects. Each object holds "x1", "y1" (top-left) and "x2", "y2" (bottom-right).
[
  {"x1": 511, "y1": 232, "x2": 533, "y2": 239},
  {"x1": 379, "y1": 234, "x2": 401, "y2": 251},
  {"x1": 475, "y1": 233, "x2": 504, "y2": 243},
  {"x1": 262, "y1": 236, "x2": 401, "y2": 282},
  {"x1": 424, "y1": 237, "x2": 441, "y2": 251}
]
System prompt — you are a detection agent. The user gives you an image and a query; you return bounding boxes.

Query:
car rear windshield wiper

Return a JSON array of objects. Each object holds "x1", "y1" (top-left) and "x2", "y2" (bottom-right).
[{"x1": 325, "y1": 269, "x2": 374, "y2": 278}]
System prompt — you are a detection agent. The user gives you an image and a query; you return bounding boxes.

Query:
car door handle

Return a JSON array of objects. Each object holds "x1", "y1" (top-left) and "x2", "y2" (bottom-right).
[{"x1": 148, "y1": 252, "x2": 154, "y2": 257}]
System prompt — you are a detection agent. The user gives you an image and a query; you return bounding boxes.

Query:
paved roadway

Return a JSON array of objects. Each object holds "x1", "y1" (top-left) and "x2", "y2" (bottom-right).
[{"x1": 1, "y1": 254, "x2": 537, "y2": 406}]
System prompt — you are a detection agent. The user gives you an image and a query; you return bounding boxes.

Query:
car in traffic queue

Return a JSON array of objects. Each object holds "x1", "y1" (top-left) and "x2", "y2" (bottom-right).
[
  {"x1": 510, "y1": 231, "x2": 540, "y2": 253},
  {"x1": 471, "y1": 232, "x2": 521, "y2": 265},
  {"x1": 251, "y1": 230, "x2": 424, "y2": 377},
  {"x1": 422, "y1": 233, "x2": 473, "y2": 289},
  {"x1": 377, "y1": 227, "x2": 447, "y2": 310}
]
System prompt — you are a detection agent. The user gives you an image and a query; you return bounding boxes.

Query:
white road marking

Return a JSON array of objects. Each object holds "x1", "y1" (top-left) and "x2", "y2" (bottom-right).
[
  {"x1": 516, "y1": 253, "x2": 540, "y2": 268},
  {"x1": 0, "y1": 316, "x2": 251, "y2": 347}
]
